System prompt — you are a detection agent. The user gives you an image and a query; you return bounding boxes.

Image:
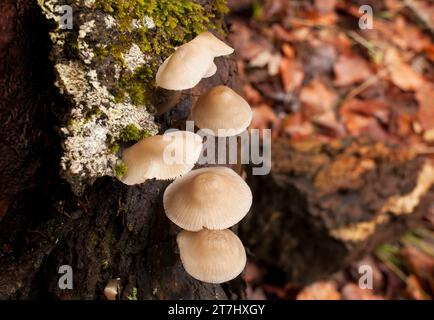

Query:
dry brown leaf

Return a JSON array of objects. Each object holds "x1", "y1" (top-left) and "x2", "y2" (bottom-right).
[
  {"x1": 300, "y1": 79, "x2": 337, "y2": 119},
  {"x1": 405, "y1": 275, "x2": 431, "y2": 300},
  {"x1": 296, "y1": 281, "x2": 341, "y2": 300},
  {"x1": 341, "y1": 98, "x2": 390, "y2": 124},
  {"x1": 384, "y1": 48, "x2": 424, "y2": 91},
  {"x1": 250, "y1": 104, "x2": 280, "y2": 139},
  {"x1": 416, "y1": 83, "x2": 434, "y2": 131},
  {"x1": 281, "y1": 43, "x2": 294, "y2": 59},
  {"x1": 279, "y1": 58, "x2": 304, "y2": 92},
  {"x1": 314, "y1": 0, "x2": 337, "y2": 14},
  {"x1": 401, "y1": 246, "x2": 434, "y2": 281},
  {"x1": 341, "y1": 283, "x2": 384, "y2": 300},
  {"x1": 334, "y1": 54, "x2": 373, "y2": 86},
  {"x1": 340, "y1": 99, "x2": 389, "y2": 139},
  {"x1": 229, "y1": 21, "x2": 272, "y2": 60},
  {"x1": 268, "y1": 53, "x2": 282, "y2": 76},
  {"x1": 243, "y1": 83, "x2": 262, "y2": 105},
  {"x1": 281, "y1": 112, "x2": 314, "y2": 140},
  {"x1": 376, "y1": 17, "x2": 431, "y2": 52}
]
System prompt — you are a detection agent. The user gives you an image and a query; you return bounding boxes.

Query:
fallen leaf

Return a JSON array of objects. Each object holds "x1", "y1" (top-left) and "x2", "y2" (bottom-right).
[
  {"x1": 249, "y1": 50, "x2": 273, "y2": 68},
  {"x1": 400, "y1": 246, "x2": 434, "y2": 282},
  {"x1": 314, "y1": 0, "x2": 337, "y2": 14},
  {"x1": 296, "y1": 281, "x2": 341, "y2": 300},
  {"x1": 340, "y1": 98, "x2": 391, "y2": 139},
  {"x1": 243, "y1": 83, "x2": 263, "y2": 105},
  {"x1": 242, "y1": 263, "x2": 263, "y2": 284},
  {"x1": 340, "y1": 98, "x2": 390, "y2": 124},
  {"x1": 261, "y1": 0, "x2": 289, "y2": 20},
  {"x1": 281, "y1": 43, "x2": 294, "y2": 59},
  {"x1": 405, "y1": 275, "x2": 431, "y2": 300},
  {"x1": 416, "y1": 83, "x2": 434, "y2": 131},
  {"x1": 279, "y1": 58, "x2": 304, "y2": 92},
  {"x1": 281, "y1": 112, "x2": 315, "y2": 140},
  {"x1": 334, "y1": 54, "x2": 373, "y2": 86},
  {"x1": 268, "y1": 53, "x2": 282, "y2": 76},
  {"x1": 250, "y1": 104, "x2": 280, "y2": 139},
  {"x1": 341, "y1": 283, "x2": 384, "y2": 300},
  {"x1": 384, "y1": 48, "x2": 424, "y2": 91},
  {"x1": 229, "y1": 20, "x2": 272, "y2": 60},
  {"x1": 376, "y1": 17, "x2": 431, "y2": 52},
  {"x1": 300, "y1": 79, "x2": 337, "y2": 119}
]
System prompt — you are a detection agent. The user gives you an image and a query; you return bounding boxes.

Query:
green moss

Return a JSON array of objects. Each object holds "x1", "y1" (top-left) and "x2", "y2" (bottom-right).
[
  {"x1": 95, "y1": 0, "x2": 228, "y2": 106},
  {"x1": 94, "y1": 45, "x2": 110, "y2": 59},
  {"x1": 101, "y1": 259, "x2": 110, "y2": 270},
  {"x1": 64, "y1": 33, "x2": 80, "y2": 59},
  {"x1": 127, "y1": 287, "x2": 138, "y2": 300},
  {"x1": 90, "y1": 232, "x2": 99, "y2": 247},
  {"x1": 119, "y1": 124, "x2": 152, "y2": 143},
  {"x1": 109, "y1": 142, "x2": 120, "y2": 154},
  {"x1": 114, "y1": 162, "x2": 128, "y2": 179}
]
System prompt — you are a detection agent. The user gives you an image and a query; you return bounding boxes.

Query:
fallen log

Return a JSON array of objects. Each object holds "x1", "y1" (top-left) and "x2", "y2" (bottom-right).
[{"x1": 240, "y1": 137, "x2": 434, "y2": 285}]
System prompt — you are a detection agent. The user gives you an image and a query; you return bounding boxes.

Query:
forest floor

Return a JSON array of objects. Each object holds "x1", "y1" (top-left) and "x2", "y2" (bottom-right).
[{"x1": 227, "y1": 0, "x2": 434, "y2": 300}]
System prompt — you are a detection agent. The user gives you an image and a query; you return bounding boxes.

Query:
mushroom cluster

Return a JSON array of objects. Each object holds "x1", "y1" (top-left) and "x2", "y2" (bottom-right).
[{"x1": 115, "y1": 31, "x2": 253, "y2": 288}]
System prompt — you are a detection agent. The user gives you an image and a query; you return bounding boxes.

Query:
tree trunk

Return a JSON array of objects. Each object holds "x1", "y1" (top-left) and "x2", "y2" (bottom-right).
[{"x1": 0, "y1": 0, "x2": 245, "y2": 300}]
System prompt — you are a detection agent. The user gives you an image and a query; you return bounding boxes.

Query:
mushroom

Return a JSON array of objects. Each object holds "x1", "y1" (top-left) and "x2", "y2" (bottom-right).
[
  {"x1": 191, "y1": 31, "x2": 234, "y2": 57},
  {"x1": 120, "y1": 131, "x2": 203, "y2": 185},
  {"x1": 104, "y1": 278, "x2": 120, "y2": 300},
  {"x1": 156, "y1": 42, "x2": 215, "y2": 91},
  {"x1": 203, "y1": 62, "x2": 217, "y2": 78},
  {"x1": 163, "y1": 166, "x2": 252, "y2": 231},
  {"x1": 177, "y1": 228, "x2": 246, "y2": 284},
  {"x1": 155, "y1": 31, "x2": 234, "y2": 113},
  {"x1": 191, "y1": 85, "x2": 253, "y2": 137}
]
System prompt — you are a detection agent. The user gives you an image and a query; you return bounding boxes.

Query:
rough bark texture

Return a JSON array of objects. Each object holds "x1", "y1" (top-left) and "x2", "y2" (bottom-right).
[
  {"x1": 0, "y1": 0, "x2": 245, "y2": 300},
  {"x1": 240, "y1": 138, "x2": 434, "y2": 285}
]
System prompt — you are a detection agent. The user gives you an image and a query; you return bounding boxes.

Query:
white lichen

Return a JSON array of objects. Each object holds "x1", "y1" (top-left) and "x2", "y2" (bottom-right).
[
  {"x1": 38, "y1": 0, "x2": 160, "y2": 194},
  {"x1": 122, "y1": 44, "x2": 146, "y2": 73},
  {"x1": 144, "y1": 16, "x2": 155, "y2": 29}
]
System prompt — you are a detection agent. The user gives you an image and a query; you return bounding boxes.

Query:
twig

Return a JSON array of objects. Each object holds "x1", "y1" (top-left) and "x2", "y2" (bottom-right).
[
  {"x1": 403, "y1": 0, "x2": 434, "y2": 39},
  {"x1": 345, "y1": 68, "x2": 389, "y2": 100}
]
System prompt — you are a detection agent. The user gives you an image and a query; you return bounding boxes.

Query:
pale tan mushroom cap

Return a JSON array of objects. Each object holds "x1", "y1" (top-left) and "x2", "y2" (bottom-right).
[
  {"x1": 192, "y1": 31, "x2": 234, "y2": 57},
  {"x1": 191, "y1": 85, "x2": 253, "y2": 136},
  {"x1": 163, "y1": 166, "x2": 252, "y2": 231},
  {"x1": 203, "y1": 62, "x2": 217, "y2": 78},
  {"x1": 121, "y1": 131, "x2": 203, "y2": 185},
  {"x1": 177, "y1": 229, "x2": 246, "y2": 283},
  {"x1": 156, "y1": 42, "x2": 214, "y2": 90}
]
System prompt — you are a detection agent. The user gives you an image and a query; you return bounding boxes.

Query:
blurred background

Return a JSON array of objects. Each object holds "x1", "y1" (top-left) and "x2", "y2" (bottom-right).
[{"x1": 226, "y1": 0, "x2": 434, "y2": 300}]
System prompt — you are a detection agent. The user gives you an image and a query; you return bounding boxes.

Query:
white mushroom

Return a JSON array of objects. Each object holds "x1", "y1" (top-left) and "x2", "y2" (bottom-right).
[
  {"x1": 120, "y1": 131, "x2": 203, "y2": 185},
  {"x1": 191, "y1": 85, "x2": 253, "y2": 137},
  {"x1": 177, "y1": 228, "x2": 247, "y2": 284},
  {"x1": 163, "y1": 166, "x2": 252, "y2": 231}
]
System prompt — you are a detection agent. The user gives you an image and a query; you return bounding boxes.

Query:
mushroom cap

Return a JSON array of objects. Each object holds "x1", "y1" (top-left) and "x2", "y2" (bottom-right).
[
  {"x1": 191, "y1": 85, "x2": 253, "y2": 137},
  {"x1": 177, "y1": 229, "x2": 246, "y2": 283},
  {"x1": 163, "y1": 166, "x2": 252, "y2": 231},
  {"x1": 203, "y1": 62, "x2": 217, "y2": 78},
  {"x1": 191, "y1": 31, "x2": 234, "y2": 57},
  {"x1": 156, "y1": 42, "x2": 214, "y2": 91},
  {"x1": 104, "y1": 279, "x2": 119, "y2": 300},
  {"x1": 121, "y1": 131, "x2": 203, "y2": 185}
]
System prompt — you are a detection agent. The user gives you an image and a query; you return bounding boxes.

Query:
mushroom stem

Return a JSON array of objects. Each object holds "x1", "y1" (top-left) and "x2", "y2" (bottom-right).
[{"x1": 152, "y1": 88, "x2": 183, "y2": 115}]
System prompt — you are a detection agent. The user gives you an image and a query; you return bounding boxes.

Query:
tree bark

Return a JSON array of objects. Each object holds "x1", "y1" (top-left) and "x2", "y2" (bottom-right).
[{"x1": 0, "y1": 0, "x2": 244, "y2": 300}]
